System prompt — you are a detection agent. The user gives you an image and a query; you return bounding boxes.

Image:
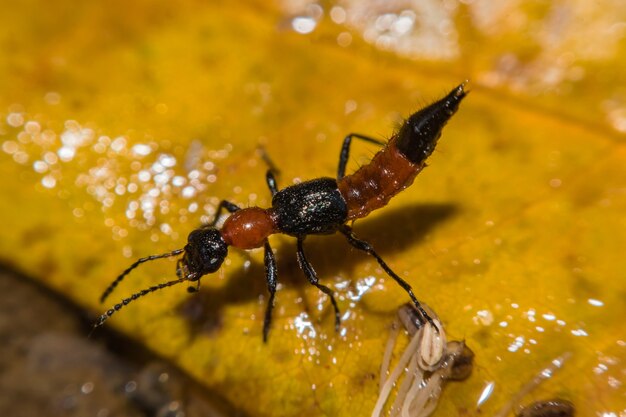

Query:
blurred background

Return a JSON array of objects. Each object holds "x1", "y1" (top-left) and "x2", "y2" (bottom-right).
[{"x1": 1, "y1": 0, "x2": 625, "y2": 416}]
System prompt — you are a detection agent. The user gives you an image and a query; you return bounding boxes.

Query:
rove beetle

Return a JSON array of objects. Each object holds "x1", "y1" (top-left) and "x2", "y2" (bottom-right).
[{"x1": 96, "y1": 82, "x2": 468, "y2": 341}]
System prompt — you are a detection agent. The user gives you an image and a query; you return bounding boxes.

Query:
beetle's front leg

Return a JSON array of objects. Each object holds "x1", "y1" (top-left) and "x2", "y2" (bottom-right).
[{"x1": 262, "y1": 240, "x2": 278, "y2": 342}]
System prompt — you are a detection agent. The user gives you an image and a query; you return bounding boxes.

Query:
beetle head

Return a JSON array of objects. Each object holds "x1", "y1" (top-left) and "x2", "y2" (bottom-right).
[{"x1": 179, "y1": 227, "x2": 229, "y2": 280}]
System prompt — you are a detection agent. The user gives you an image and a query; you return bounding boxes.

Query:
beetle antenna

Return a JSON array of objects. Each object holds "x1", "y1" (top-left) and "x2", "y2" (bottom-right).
[
  {"x1": 99, "y1": 248, "x2": 185, "y2": 303},
  {"x1": 93, "y1": 276, "x2": 189, "y2": 331}
]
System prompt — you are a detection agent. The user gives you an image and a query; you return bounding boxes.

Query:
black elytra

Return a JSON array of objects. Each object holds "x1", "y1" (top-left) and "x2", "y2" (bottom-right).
[{"x1": 271, "y1": 177, "x2": 348, "y2": 236}]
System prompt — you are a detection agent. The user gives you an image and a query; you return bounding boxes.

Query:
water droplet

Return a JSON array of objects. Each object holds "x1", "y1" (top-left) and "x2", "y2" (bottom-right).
[{"x1": 292, "y1": 16, "x2": 317, "y2": 34}]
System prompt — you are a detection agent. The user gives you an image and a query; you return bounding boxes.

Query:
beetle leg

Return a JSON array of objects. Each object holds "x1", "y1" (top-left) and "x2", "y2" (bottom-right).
[
  {"x1": 265, "y1": 169, "x2": 279, "y2": 196},
  {"x1": 208, "y1": 200, "x2": 241, "y2": 227},
  {"x1": 296, "y1": 237, "x2": 341, "y2": 331},
  {"x1": 337, "y1": 133, "x2": 386, "y2": 180},
  {"x1": 262, "y1": 240, "x2": 278, "y2": 342},
  {"x1": 340, "y1": 225, "x2": 436, "y2": 329}
]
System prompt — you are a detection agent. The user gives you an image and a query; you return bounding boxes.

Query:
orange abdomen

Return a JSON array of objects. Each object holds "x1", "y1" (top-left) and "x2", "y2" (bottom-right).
[{"x1": 337, "y1": 137, "x2": 425, "y2": 220}]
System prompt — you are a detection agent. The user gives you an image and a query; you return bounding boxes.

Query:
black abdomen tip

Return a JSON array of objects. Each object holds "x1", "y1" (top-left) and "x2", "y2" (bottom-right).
[{"x1": 396, "y1": 82, "x2": 468, "y2": 164}]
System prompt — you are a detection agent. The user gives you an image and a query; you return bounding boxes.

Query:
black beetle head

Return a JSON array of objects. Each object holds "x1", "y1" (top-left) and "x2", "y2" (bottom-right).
[
  {"x1": 180, "y1": 228, "x2": 228, "y2": 280},
  {"x1": 95, "y1": 227, "x2": 229, "y2": 329}
]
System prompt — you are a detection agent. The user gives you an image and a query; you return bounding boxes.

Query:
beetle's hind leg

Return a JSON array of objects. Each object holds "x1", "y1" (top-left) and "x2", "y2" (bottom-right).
[
  {"x1": 337, "y1": 133, "x2": 386, "y2": 180},
  {"x1": 296, "y1": 237, "x2": 341, "y2": 331},
  {"x1": 339, "y1": 225, "x2": 436, "y2": 329}
]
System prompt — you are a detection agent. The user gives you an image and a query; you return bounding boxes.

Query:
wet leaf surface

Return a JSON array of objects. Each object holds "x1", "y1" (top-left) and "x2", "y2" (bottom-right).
[{"x1": 1, "y1": 1, "x2": 625, "y2": 416}]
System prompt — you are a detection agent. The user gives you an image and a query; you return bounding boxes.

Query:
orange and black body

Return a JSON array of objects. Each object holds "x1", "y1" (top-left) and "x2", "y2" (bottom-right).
[{"x1": 96, "y1": 83, "x2": 468, "y2": 341}]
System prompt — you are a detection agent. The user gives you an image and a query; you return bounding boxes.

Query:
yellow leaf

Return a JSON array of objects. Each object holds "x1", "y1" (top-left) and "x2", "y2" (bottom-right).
[{"x1": 1, "y1": 1, "x2": 625, "y2": 416}]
